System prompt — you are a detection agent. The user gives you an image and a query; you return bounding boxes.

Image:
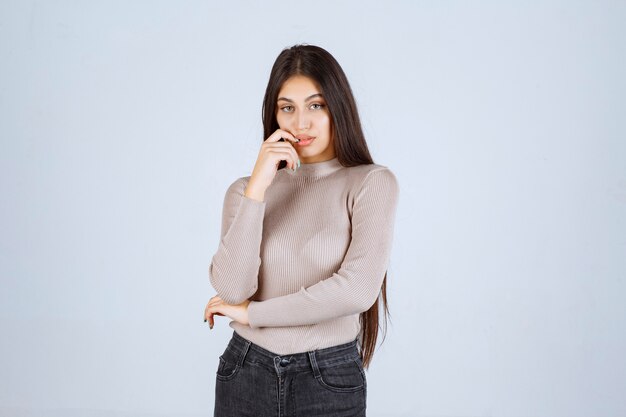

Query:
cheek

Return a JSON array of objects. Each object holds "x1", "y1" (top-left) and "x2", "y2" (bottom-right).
[
  {"x1": 275, "y1": 113, "x2": 289, "y2": 129},
  {"x1": 323, "y1": 121, "x2": 332, "y2": 140},
  {"x1": 315, "y1": 113, "x2": 331, "y2": 132}
]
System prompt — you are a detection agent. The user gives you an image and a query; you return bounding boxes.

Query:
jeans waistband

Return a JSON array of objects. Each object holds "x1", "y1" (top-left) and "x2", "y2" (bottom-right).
[{"x1": 224, "y1": 330, "x2": 361, "y2": 375}]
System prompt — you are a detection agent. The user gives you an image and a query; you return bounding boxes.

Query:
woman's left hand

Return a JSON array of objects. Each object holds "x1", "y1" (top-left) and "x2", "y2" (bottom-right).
[{"x1": 204, "y1": 296, "x2": 250, "y2": 329}]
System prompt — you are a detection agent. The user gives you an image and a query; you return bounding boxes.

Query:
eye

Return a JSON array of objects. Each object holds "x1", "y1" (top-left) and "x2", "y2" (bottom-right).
[
  {"x1": 280, "y1": 105, "x2": 294, "y2": 112},
  {"x1": 310, "y1": 103, "x2": 325, "y2": 110}
]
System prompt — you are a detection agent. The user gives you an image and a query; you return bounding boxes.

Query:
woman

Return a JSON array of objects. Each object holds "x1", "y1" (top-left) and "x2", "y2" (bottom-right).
[{"x1": 204, "y1": 44, "x2": 399, "y2": 417}]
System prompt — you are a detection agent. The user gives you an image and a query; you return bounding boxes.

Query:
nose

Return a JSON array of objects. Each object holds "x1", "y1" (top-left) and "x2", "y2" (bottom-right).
[{"x1": 296, "y1": 109, "x2": 310, "y2": 130}]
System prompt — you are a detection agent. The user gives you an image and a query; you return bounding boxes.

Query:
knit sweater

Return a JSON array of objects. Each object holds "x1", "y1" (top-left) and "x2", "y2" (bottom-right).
[{"x1": 208, "y1": 156, "x2": 399, "y2": 355}]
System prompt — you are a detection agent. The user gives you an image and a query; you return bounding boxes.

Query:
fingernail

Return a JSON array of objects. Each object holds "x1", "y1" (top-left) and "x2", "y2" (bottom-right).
[
  {"x1": 204, "y1": 319, "x2": 207, "y2": 322},
  {"x1": 297, "y1": 159, "x2": 301, "y2": 168}
]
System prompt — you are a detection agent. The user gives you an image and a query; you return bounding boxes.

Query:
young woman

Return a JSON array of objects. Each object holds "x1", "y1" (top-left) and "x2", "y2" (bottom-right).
[{"x1": 204, "y1": 44, "x2": 399, "y2": 417}]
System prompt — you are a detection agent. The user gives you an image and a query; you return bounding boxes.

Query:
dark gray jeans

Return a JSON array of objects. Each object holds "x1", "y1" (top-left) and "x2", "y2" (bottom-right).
[{"x1": 214, "y1": 330, "x2": 367, "y2": 417}]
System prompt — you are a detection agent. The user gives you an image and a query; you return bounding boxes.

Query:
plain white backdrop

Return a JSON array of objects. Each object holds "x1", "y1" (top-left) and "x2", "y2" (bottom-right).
[{"x1": 1, "y1": 1, "x2": 625, "y2": 416}]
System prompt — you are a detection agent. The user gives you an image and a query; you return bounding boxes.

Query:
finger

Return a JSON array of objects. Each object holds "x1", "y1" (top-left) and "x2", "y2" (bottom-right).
[
  {"x1": 207, "y1": 303, "x2": 226, "y2": 315},
  {"x1": 289, "y1": 146, "x2": 300, "y2": 169},
  {"x1": 204, "y1": 305, "x2": 211, "y2": 322},
  {"x1": 205, "y1": 299, "x2": 216, "y2": 313},
  {"x1": 266, "y1": 149, "x2": 300, "y2": 170},
  {"x1": 266, "y1": 129, "x2": 299, "y2": 144},
  {"x1": 265, "y1": 142, "x2": 300, "y2": 168},
  {"x1": 207, "y1": 302, "x2": 227, "y2": 312},
  {"x1": 206, "y1": 305, "x2": 218, "y2": 328},
  {"x1": 275, "y1": 129, "x2": 299, "y2": 144},
  {"x1": 208, "y1": 311, "x2": 225, "y2": 329},
  {"x1": 205, "y1": 298, "x2": 221, "y2": 318}
]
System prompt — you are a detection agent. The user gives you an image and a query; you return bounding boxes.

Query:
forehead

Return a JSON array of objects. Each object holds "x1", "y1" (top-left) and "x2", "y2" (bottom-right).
[{"x1": 278, "y1": 75, "x2": 322, "y2": 98}]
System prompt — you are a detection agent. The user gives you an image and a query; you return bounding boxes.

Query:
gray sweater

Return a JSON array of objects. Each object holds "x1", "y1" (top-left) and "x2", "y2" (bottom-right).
[{"x1": 209, "y1": 156, "x2": 399, "y2": 354}]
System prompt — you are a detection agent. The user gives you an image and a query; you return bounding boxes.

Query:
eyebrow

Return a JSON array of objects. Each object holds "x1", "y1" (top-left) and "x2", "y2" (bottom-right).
[{"x1": 277, "y1": 93, "x2": 324, "y2": 103}]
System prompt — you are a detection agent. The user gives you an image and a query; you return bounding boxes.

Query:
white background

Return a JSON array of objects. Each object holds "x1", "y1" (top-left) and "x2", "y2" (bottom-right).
[{"x1": 1, "y1": 1, "x2": 625, "y2": 416}]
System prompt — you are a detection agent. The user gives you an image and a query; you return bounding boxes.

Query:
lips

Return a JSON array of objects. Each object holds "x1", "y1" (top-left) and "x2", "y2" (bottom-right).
[
  {"x1": 295, "y1": 134, "x2": 315, "y2": 141},
  {"x1": 295, "y1": 137, "x2": 315, "y2": 147}
]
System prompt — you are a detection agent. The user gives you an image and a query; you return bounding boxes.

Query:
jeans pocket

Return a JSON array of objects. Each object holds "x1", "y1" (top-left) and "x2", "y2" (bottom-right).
[
  {"x1": 215, "y1": 354, "x2": 241, "y2": 381},
  {"x1": 315, "y1": 358, "x2": 366, "y2": 393}
]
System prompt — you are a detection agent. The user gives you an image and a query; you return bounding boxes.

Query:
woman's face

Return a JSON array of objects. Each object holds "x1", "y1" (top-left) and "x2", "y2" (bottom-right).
[{"x1": 276, "y1": 75, "x2": 335, "y2": 163}]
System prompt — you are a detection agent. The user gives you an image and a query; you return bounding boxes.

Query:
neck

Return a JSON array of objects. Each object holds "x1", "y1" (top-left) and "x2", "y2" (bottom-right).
[{"x1": 285, "y1": 156, "x2": 343, "y2": 177}]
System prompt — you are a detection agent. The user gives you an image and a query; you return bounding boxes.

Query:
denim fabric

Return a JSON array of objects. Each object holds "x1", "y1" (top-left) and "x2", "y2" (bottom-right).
[{"x1": 214, "y1": 330, "x2": 367, "y2": 417}]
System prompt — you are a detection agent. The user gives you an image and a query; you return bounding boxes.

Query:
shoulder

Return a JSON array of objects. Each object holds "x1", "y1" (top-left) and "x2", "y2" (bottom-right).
[
  {"x1": 225, "y1": 176, "x2": 251, "y2": 194},
  {"x1": 342, "y1": 163, "x2": 399, "y2": 212},
  {"x1": 220, "y1": 176, "x2": 252, "y2": 204},
  {"x1": 347, "y1": 163, "x2": 399, "y2": 194}
]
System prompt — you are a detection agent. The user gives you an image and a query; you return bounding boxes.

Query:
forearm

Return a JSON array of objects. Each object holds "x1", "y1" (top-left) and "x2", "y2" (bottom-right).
[
  {"x1": 209, "y1": 190, "x2": 266, "y2": 305},
  {"x1": 247, "y1": 269, "x2": 386, "y2": 328}
]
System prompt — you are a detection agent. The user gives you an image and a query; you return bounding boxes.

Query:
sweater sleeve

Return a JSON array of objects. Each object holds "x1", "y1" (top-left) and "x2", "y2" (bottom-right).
[
  {"x1": 208, "y1": 177, "x2": 266, "y2": 304},
  {"x1": 246, "y1": 167, "x2": 399, "y2": 328}
]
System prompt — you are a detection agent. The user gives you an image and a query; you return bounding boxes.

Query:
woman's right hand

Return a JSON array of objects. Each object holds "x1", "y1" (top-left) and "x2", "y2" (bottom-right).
[{"x1": 245, "y1": 129, "x2": 300, "y2": 201}]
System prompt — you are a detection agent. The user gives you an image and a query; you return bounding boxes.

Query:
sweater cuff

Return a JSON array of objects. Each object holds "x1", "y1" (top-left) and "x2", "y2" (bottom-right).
[
  {"x1": 239, "y1": 194, "x2": 266, "y2": 213},
  {"x1": 247, "y1": 300, "x2": 265, "y2": 329}
]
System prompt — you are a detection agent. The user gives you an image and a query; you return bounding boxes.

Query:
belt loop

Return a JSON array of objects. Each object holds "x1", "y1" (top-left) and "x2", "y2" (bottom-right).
[
  {"x1": 308, "y1": 351, "x2": 321, "y2": 378},
  {"x1": 237, "y1": 339, "x2": 251, "y2": 368}
]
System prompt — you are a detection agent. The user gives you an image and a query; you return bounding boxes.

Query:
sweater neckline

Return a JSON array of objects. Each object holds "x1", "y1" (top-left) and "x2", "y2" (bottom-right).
[{"x1": 286, "y1": 156, "x2": 343, "y2": 177}]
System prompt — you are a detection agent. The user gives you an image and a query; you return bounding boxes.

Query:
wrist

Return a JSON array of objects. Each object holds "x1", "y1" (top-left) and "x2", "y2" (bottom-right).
[{"x1": 244, "y1": 181, "x2": 267, "y2": 202}]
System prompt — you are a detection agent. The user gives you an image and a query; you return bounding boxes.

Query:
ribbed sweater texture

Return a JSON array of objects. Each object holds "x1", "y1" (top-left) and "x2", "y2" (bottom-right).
[{"x1": 209, "y1": 156, "x2": 399, "y2": 355}]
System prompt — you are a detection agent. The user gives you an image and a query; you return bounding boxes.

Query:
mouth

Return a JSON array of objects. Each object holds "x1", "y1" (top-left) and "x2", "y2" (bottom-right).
[
  {"x1": 295, "y1": 134, "x2": 315, "y2": 141},
  {"x1": 295, "y1": 137, "x2": 315, "y2": 146}
]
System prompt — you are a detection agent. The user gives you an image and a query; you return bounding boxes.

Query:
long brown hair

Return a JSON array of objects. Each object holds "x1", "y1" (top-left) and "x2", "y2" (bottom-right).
[{"x1": 261, "y1": 44, "x2": 391, "y2": 369}]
